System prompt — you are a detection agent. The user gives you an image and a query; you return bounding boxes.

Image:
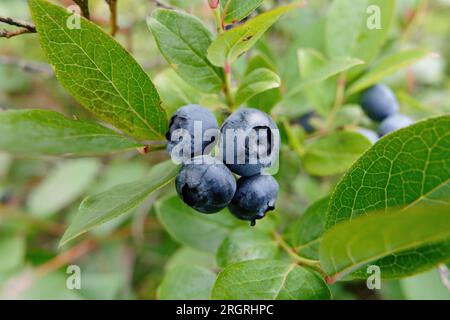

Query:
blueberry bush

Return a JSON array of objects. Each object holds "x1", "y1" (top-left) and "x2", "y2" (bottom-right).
[{"x1": 0, "y1": 0, "x2": 449, "y2": 300}]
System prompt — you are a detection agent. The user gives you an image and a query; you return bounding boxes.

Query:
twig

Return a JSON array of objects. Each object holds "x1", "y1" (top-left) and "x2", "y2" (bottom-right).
[
  {"x1": 73, "y1": 0, "x2": 90, "y2": 19},
  {"x1": 152, "y1": 0, "x2": 176, "y2": 10},
  {"x1": 0, "y1": 16, "x2": 36, "y2": 39},
  {"x1": 438, "y1": 264, "x2": 450, "y2": 293},
  {"x1": 105, "y1": 0, "x2": 118, "y2": 36},
  {"x1": 272, "y1": 231, "x2": 324, "y2": 274},
  {"x1": 35, "y1": 239, "x2": 97, "y2": 277},
  {"x1": 0, "y1": 56, "x2": 54, "y2": 76}
]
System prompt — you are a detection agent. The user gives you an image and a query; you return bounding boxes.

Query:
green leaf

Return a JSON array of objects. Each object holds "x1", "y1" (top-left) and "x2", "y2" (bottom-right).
[
  {"x1": 148, "y1": 9, "x2": 224, "y2": 93},
  {"x1": 235, "y1": 68, "x2": 281, "y2": 106},
  {"x1": 29, "y1": 0, "x2": 167, "y2": 141},
  {"x1": 293, "y1": 49, "x2": 337, "y2": 115},
  {"x1": 302, "y1": 131, "x2": 372, "y2": 176},
  {"x1": 221, "y1": 0, "x2": 265, "y2": 24},
  {"x1": 207, "y1": 2, "x2": 301, "y2": 66},
  {"x1": 0, "y1": 234, "x2": 25, "y2": 273},
  {"x1": 286, "y1": 197, "x2": 329, "y2": 260},
  {"x1": 157, "y1": 266, "x2": 216, "y2": 300},
  {"x1": 27, "y1": 159, "x2": 101, "y2": 218},
  {"x1": 347, "y1": 49, "x2": 431, "y2": 95},
  {"x1": 320, "y1": 205, "x2": 450, "y2": 282},
  {"x1": 216, "y1": 227, "x2": 279, "y2": 268},
  {"x1": 326, "y1": 116, "x2": 450, "y2": 278},
  {"x1": 0, "y1": 110, "x2": 140, "y2": 156},
  {"x1": 211, "y1": 259, "x2": 331, "y2": 300},
  {"x1": 156, "y1": 195, "x2": 240, "y2": 253},
  {"x1": 296, "y1": 53, "x2": 364, "y2": 88},
  {"x1": 347, "y1": 0, "x2": 396, "y2": 77},
  {"x1": 166, "y1": 247, "x2": 217, "y2": 271},
  {"x1": 60, "y1": 161, "x2": 178, "y2": 246},
  {"x1": 154, "y1": 69, "x2": 205, "y2": 116},
  {"x1": 245, "y1": 54, "x2": 282, "y2": 112},
  {"x1": 325, "y1": 0, "x2": 370, "y2": 58}
]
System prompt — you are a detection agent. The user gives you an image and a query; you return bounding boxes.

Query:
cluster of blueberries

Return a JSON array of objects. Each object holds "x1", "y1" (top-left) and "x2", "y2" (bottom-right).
[
  {"x1": 166, "y1": 105, "x2": 280, "y2": 226},
  {"x1": 360, "y1": 84, "x2": 414, "y2": 139},
  {"x1": 298, "y1": 84, "x2": 414, "y2": 143}
]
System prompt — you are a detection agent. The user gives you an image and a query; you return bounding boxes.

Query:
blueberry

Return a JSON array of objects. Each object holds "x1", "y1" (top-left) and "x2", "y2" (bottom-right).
[
  {"x1": 175, "y1": 156, "x2": 236, "y2": 214},
  {"x1": 295, "y1": 111, "x2": 319, "y2": 134},
  {"x1": 229, "y1": 175, "x2": 279, "y2": 226},
  {"x1": 361, "y1": 84, "x2": 399, "y2": 122},
  {"x1": 378, "y1": 114, "x2": 414, "y2": 136},
  {"x1": 219, "y1": 108, "x2": 280, "y2": 177},
  {"x1": 357, "y1": 128, "x2": 379, "y2": 144},
  {"x1": 166, "y1": 104, "x2": 219, "y2": 162}
]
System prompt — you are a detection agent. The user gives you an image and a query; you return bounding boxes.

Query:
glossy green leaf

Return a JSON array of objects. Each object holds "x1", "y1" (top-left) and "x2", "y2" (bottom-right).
[
  {"x1": 207, "y1": 2, "x2": 301, "y2": 66},
  {"x1": 216, "y1": 227, "x2": 279, "y2": 268},
  {"x1": 320, "y1": 205, "x2": 450, "y2": 282},
  {"x1": 0, "y1": 110, "x2": 140, "y2": 156},
  {"x1": 156, "y1": 195, "x2": 240, "y2": 253},
  {"x1": 302, "y1": 131, "x2": 372, "y2": 176},
  {"x1": 347, "y1": 49, "x2": 431, "y2": 95},
  {"x1": 60, "y1": 161, "x2": 179, "y2": 246},
  {"x1": 157, "y1": 265, "x2": 216, "y2": 300},
  {"x1": 235, "y1": 68, "x2": 281, "y2": 106},
  {"x1": 27, "y1": 159, "x2": 101, "y2": 218},
  {"x1": 221, "y1": 0, "x2": 264, "y2": 23},
  {"x1": 327, "y1": 116, "x2": 450, "y2": 278},
  {"x1": 29, "y1": 0, "x2": 167, "y2": 140},
  {"x1": 286, "y1": 197, "x2": 329, "y2": 260},
  {"x1": 148, "y1": 9, "x2": 224, "y2": 93},
  {"x1": 211, "y1": 259, "x2": 331, "y2": 300}
]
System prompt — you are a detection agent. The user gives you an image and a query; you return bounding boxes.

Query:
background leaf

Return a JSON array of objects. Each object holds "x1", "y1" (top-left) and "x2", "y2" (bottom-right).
[
  {"x1": 154, "y1": 69, "x2": 205, "y2": 116},
  {"x1": 221, "y1": 0, "x2": 265, "y2": 24},
  {"x1": 0, "y1": 110, "x2": 140, "y2": 156},
  {"x1": 157, "y1": 265, "x2": 216, "y2": 300},
  {"x1": 235, "y1": 68, "x2": 280, "y2": 106},
  {"x1": 302, "y1": 131, "x2": 372, "y2": 176},
  {"x1": 156, "y1": 195, "x2": 241, "y2": 253},
  {"x1": 207, "y1": 2, "x2": 301, "y2": 66},
  {"x1": 347, "y1": 49, "x2": 431, "y2": 95},
  {"x1": 60, "y1": 161, "x2": 178, "y2": 246},
  {"x1": 400, "y1": 269, "x2": 450, "y2": 300},
  {"x1": 216, "y1": 227, "x2": 279, "y2": 268},
  {"x1": 320, "y1": 205, "x2": 450, "y2": 282},
  {"x1": 148, "y1": 9, "x2": 224, "y2": 93},
  {"x1": 29, "y1": 0, "x2": 167, "y2": 140},
  {"x1": 211, "y1": 259, "x2": 331, "y2": 300},
  {"x1": 27, "y1": 159, "x2": 101, "y2": 218}
]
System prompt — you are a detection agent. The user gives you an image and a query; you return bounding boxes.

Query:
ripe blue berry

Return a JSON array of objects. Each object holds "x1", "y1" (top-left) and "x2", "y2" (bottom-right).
[
  {"x1": 361, "y1": 84, "x2": 399, "y2": 121},
  {"x1": 228, "y1": 175, "x2": 279, "y2": 226},
  {"x1": 219, "y1": 108, "x2": 280, "y2": 177},
  {"x1": 357, "y1": 128, "x2": 379, "y2": 144},
  {"x1": 378, "y1": 114, "x2": 414, "y2": 136},
  {"x1": 296, "y1": 111, "x2": 318, "y2": 134},
  {"x1": 175, "y1": 156, "x2": 236, "y2": 214},
  {"x1": 166, "y1": 104, "x2": 219, "y2": 162}
]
